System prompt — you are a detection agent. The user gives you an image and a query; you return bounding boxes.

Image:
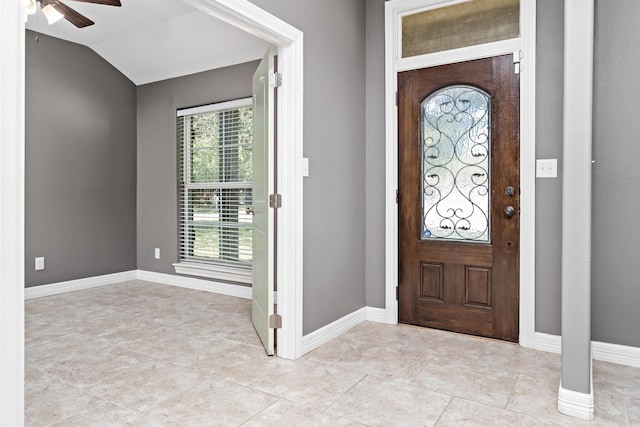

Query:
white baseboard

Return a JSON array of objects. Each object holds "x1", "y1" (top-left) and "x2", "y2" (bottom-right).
[
  {"x1": 25, "y1": 270, "x2": 138, "y2": 299},
  {"x1": 558, "y1": 377, "x2": 594, "y2": 421},
  {"x1": 302, "y1": 307, "x2": 368, "y2": 355},
  {"x1": 534, "y1": 332, "x2": 562, "y2": 354},
  {"x1": 535, "y1": 332, "x2": 640, "y2": 368},
  {"x1": 136, "y1": 270, "x2": 252, "y2": 299},
  {"x1": 24, "y1": 269, "x2": 251, "y2": 300},
  {"x1": 366, "y1": 306, "x2": 387, "y2": 323},
  {"x1": 592, "y1": 340, "x2": 640, "y2": 368}
]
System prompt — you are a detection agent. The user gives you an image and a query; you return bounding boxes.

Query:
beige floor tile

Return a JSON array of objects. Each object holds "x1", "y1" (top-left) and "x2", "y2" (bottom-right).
[
  {"x1": 593, "y1": 388, "x2": 630, "y2": 426},
  {"x1": 179, "y1": 310, "x2": 266, "y2": 349},
  {"x1": 195, "y1": 339, "x2": 293, "y2": 386},
  {"x1": 26, "y1": 332, "x2": 110, "y2": 371},
  {"x1": 42, "y1": 344, "x2": 161, "y2": 389},
  {"x1": 409, "y1": 328, "x2": 493, "y2": 362},
  {"x1": 506, "y1": 372, "x2": 559, "y2": 418},
  {"x1": 49, "y1": 399, "x2": 158, "y2": 427},
  {"x1": 626, "y1": 395, "x2": 640, "y2": 426},
  {"x1": 326, "y1": 374, "x2": 451, "y2": 427},
  {"x1": 476, "y1": 340, "x2": 562, "y2": 377},
  {"x1": 332, "y1": 338, "x2": 436, "y2": 383},
  {"x1": 244, "y1": 399, "x2": 366, "y2": 426},
  {"x1": 25, "y1": 379, "x2": 103, "y2": 426},
  {"x1": 24, "y1": 282, "x2": 640, "y2": 426},
  {"x1": 143, "y1": 377, "x2": 279, "y2": 426},
  {"x1": 435, "y1": 397, "x2": 563, "y2": 426},
  {"x1": 594, "y1": 361, "x2": 640, "y2": 397},
  {"x1": 87, "y1": 361, "x2": 199, "y2": 413},
  {"x1": 412, "y1": 355, "x2": 518, "y2": 408},
  {"x1": 249, "y1": 359, "x2": 366, "y2": 409},
  {"x1": 120, "y1": 328, "x2": 231, "y2": 368}
]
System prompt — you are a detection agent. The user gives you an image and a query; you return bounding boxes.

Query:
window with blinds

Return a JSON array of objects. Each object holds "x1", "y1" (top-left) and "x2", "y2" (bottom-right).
[{"x1": 176, "y1": 98, "x2": 253, "y2": 278}]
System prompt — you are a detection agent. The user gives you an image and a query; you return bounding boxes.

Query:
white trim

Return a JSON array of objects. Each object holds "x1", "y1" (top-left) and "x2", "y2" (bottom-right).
[
  {"x1": 177, "y1": 97, "x2": 252, "y2": 117},
  {"x1": 25, "y1": 271, "x2": 138, "y2": 300},
  {"x1": 137, "y1": 269, "x2": 252, "y2": 299},
  {"x1": 0, "y1": 0, "x2": 25, "y2": 424},
  {"x1": 384, "y1": 0, "x2": 537, "y2": 348},
  {"x1": 395, "y1": 38, "x2": 522, "y2": 72},
  {"x1": 592, "y1": 341, "x2": 640, "y2": 368},
  {"x1": 535, "y1": 332, "x2": 640, "y2": 368},
  {"x1": 558, "y1": 375, "x2": 595, "y2": 421},
  {"x1": 534, "y1": 332, "x2": 562, "y2": 354},
  {"x1": 24, "y1": 270, "x2": 252, "y2": 300},
  {"x1": 181, "y1": 0, "x2": 304, "y2": 360},
  {"x1": 518, "y1": 0, "x2": 537, "y2": 349},
  {"x1": 173, "y1": 262, "x2": 252, "y2": 285},
  {"x1": 302, "y1": 308, "x2": 368, "y2": 354},
  {"x1": 366, "y1": 307, "x2": 387, "y2": 323}
]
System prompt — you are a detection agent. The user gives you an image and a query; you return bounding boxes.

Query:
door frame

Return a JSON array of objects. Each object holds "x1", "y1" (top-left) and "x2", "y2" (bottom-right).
[
  {"x1": 384, "y1": 0, "x2": 537, "y2": 347},
  {"x1": 0, "y1": 4, "x2": 304, "y2": 422},
  {"x1": 183, "y1": 0, "x2": 304, "y2": 361}
]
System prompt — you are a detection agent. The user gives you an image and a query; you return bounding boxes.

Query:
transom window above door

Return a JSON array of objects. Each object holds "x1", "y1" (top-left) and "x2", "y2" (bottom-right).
[
  {"x1": 174, "y1": 98, "x2": 253, "y2": 283},
  {"x1": 401, "y1": 0, "x2": 520, "y2": 58}
]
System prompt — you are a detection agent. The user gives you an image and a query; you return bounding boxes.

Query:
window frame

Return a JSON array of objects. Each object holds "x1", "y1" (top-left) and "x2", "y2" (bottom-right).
[{"x1": 173, "y1": 97, "x2": 254, "y2": 284}]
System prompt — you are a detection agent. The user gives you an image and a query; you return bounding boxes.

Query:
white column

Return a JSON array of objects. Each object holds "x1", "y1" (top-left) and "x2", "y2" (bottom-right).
[
  {"x1": 0, "y1": 1, "x2": 25, "y2": 425},
  {"x1": 559, "y1": 0, "x2": 594, "y2": 420}
]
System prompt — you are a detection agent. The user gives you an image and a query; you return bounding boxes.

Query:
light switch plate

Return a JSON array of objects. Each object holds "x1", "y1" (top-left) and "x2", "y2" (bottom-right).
[
  {"x1": 536, "y1": 159, "x2": 558, "y2": 178},
  {"x1": 35, "y1": 257, "x2": 44, "y2": 271}
]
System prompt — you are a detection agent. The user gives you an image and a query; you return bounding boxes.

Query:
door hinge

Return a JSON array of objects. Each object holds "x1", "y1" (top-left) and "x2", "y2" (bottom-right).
[
  {"x1": 395, "y1": 91, "x2": 398, "y2": 106},
  {"x1": 269, "y1": 313, "x2": 282, "y2": 329},
  {"x1": 396, "y1": 286, "x2": 399, "y2": 300},
  {"x1": 269, "y1": 193, "x2": 282, "y2": 208},
  {"x1": 396, "y1": 189, "x2": 399, "y2": 204},
  {"x1": 513, "y1": 50, "x2": 522, "y2": 75},
  {"x1": 269, "y1": 72, "x2": 283, "y2": 88}
]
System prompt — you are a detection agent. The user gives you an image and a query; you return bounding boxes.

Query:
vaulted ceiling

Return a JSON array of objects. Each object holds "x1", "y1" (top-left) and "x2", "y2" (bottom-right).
[{"x1": 25, "y1": 0, "x2": 272, "y2": 85}]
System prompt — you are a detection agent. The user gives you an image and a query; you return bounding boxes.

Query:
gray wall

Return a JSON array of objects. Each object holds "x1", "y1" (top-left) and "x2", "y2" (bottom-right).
[
  {"x1": 365, "y1": 0, "x2": 387, "y2": 308},
  {"x1": 534, "y1": 0, "x2": 640, "y2": 348},
  {"x1": 136, "y1": 61, "x2": 259, "y2": 276},
  {"x1": 535, "y1": 0, "x2": 564, "y2": 335},
  {"x1": 25, "y1": 31, "x2": 137, "y2": 287},
  {"x1": 249, "y1": 0, "x2": 368, "y2": 334},
  {"x1": 591, "y1": 0, "x2": 640, "y2": 347}
]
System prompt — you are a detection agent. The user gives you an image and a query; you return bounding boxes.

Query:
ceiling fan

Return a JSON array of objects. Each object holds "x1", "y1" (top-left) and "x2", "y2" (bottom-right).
[{"x1": 25, "y1": 0, "x2": 121, "y2": 28}]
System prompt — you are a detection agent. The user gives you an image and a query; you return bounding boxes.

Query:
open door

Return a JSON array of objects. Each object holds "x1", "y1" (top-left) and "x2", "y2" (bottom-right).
[{"x1": 251, "y1": 50, "x2": 276, "y2": 355}]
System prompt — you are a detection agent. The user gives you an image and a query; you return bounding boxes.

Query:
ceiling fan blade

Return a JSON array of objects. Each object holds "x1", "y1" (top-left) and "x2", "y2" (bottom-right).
[
  {"x1": 52, "y1": 1, "x2": 94, "y2": 28},
  {"x1": 66, "y1": 0, "x2": 121, "y2": 6}
]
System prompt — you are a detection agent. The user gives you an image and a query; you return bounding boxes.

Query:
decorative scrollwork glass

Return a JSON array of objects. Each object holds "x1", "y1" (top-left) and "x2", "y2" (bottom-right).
[{"x1": 421, "y1": 85, "x2": 491, "y2": 242}]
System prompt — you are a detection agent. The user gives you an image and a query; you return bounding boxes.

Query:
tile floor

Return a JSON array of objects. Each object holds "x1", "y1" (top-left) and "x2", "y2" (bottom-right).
[{"x1": 25, "y1": 280, "x2": 640, "y2": 426}]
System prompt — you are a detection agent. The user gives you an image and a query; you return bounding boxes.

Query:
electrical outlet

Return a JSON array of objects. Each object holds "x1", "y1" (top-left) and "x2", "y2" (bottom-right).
[
  {"x1": 35, "y1": 257, "x2": 44, "y2": 271},
  {"x1": 536, "y1": 159, "x2": 558, "y2": 178},
  {"x1": 154, "y1": 248, "x2": 160, "y2": 259}
]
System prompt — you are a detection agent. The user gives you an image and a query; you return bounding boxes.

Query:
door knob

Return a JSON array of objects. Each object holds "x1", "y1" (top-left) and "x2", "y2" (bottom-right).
[
  {"x1": 246, "y1": 207, "x2": 255, "y2": 215},
  {"x1": 504, "y1": 206, "x2": 516, "y2": 218}
]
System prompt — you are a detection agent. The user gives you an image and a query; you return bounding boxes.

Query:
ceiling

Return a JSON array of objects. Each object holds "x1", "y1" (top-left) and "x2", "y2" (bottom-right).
[{"x1": 25, "y1": 0, "x2": 272, "y2": 85}]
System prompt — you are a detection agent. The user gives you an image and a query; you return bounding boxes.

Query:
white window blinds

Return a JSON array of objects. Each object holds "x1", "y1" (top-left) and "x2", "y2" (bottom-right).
[{"x1": 177, "y1": 98, "x2": 253, "y2": 272}]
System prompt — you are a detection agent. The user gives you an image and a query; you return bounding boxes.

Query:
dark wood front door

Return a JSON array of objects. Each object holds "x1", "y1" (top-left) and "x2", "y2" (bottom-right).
[{"x1": 398, "y1": 55, "x2": 520, "y2": 341}]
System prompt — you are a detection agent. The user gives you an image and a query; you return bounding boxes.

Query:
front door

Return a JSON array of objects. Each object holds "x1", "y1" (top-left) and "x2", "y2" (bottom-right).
[
  {"x1": 252, "y1": 50, "x2": 276, "y2": 355},
  {"x1": 397, "y1": 55, "x2": 520, "y2": 341}
]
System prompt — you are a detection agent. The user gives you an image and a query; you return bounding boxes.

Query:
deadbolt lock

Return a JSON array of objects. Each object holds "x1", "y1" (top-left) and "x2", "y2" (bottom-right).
[{"x1": 504, "y1": 186, "x2": 515, "y2": 197}]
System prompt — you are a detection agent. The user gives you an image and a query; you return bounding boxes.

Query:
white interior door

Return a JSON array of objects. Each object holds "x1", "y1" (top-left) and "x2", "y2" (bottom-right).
[{"x1": 252, "y1": 50, "x2": 276, "y2": 355}]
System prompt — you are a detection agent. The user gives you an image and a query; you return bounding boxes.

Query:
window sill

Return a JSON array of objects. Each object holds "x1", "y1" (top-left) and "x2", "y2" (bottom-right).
[{"x1": 173, "y1": 262, "x2": 252, "y2": 285}]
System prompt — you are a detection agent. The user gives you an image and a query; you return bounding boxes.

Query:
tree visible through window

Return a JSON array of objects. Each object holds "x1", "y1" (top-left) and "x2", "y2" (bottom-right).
[{"x1": 177, "y1": 99, "x2": 253, "y2": 271}]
